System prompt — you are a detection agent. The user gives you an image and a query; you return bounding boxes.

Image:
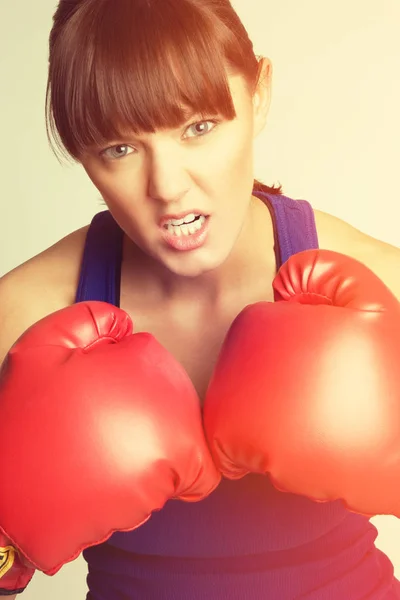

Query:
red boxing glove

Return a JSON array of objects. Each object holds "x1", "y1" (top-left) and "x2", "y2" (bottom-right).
[
  {"x1": 204, "y1": 249, "x2": 400, "y2": 517},
  {"x1": 0, "y1": 302, "x2": 220, "y2": 575},
  {"x1": 0, "y1": 533, "x2": 35, "y2": 595}
]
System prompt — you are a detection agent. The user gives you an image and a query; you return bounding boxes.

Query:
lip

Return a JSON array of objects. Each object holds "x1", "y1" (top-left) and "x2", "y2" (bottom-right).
[{"x1": 159, "y1": 210, "x2": 209, "y2": 227}]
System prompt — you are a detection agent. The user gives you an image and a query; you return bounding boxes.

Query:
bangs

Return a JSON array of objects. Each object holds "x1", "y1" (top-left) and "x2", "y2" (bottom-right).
[{"x1": 46, "y1": 0, "x2": 251, "y2": 160}]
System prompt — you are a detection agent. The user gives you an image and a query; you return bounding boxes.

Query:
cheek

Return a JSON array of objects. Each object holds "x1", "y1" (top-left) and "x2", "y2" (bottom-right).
[
  {"x1": 83, "y1": 160, "x2": 140, "y2": 208},
  {"x1": 95, "y1": 175, "x2": 150, "y2": 225},
  {"x1": 209, "y1": 126, "x2": 254, "y2": 181},
  {"x1": 85, "y1": 169, "x2": 152, "y2": 237},
  {"x1": 98, "y1": 177, "x2": 134, "y2": 207},
  {"x1": 213, "y1": 129, "x2": 255, "y2": 202}
]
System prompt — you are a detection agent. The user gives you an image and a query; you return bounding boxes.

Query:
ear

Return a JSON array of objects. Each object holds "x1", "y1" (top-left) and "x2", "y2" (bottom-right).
[{"x1": 252, "y1": 57, "x2": 273, "y2": 139}]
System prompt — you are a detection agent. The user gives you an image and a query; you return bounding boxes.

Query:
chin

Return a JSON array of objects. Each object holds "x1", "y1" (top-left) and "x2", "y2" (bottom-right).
[{"x1": 163, "y1": 248, "x2": 231, "y2": 279}]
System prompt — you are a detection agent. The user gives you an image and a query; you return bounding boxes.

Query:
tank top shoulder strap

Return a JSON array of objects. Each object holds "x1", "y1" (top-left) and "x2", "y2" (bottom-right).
[
  {"x1": 254, "y1": 191, "x2": 319, "y2": 268},
  {"x1": 75, "y1": 210, "x2": 123, "y2": 306}
]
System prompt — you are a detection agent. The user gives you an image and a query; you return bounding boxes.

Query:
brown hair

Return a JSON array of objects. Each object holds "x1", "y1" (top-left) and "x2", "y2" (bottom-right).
[{"x1": 46, "y1": 0, "x2": 281, "y2": 194}]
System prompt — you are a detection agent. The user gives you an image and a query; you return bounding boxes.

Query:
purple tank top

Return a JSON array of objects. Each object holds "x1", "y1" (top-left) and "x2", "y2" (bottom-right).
[{"x1": 75, "y1": 191, "x2": 399, "y2": 599}]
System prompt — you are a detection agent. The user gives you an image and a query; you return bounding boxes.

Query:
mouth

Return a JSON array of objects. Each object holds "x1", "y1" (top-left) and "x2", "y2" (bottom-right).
[{"x1": 160, "y1": 213, "x2": 211, "y2": 251}]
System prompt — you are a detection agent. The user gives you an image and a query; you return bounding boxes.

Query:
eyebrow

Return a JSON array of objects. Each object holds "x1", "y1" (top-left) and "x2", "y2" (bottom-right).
[
  {"x1": 181, "y1": 109, "x2": 204, "y2": 123},
  {"x1": 181, "y1": 108, "x2": 219, "y2": 121},
  {"x1": 181, "y1": 107, "x2": 195, "y2": 119}
]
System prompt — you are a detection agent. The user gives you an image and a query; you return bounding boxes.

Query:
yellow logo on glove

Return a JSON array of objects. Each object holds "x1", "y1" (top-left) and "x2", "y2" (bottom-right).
[{"x1": 0, "y1": 545, "x2": 15, "y2": 579}]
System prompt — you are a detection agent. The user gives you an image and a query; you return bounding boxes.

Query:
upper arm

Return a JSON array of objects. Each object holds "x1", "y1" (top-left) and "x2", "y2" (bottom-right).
[
  {"x1": 0, "y1": 273, "x2": 58, "y2": 365},
  {"x1": 0, "y1": 225, "x2": 89, "y2": 365},
  {"x1": 314, "y1": 209, "x2": 400, "y2": 301}
]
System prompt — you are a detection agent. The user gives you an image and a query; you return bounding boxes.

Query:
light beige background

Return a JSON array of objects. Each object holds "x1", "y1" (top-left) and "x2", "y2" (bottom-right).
[{"x1": 0, "y1": 0, "x2": 399, "y2": 597}]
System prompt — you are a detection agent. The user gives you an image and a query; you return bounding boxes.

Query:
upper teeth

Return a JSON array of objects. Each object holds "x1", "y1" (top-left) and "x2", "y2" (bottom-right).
[
  {"x1": 165, "y1": 213, "x2": 199, "y2": 227},
  {"x1": 165, "y1": 214, "x2": 206, "y2": 237}
]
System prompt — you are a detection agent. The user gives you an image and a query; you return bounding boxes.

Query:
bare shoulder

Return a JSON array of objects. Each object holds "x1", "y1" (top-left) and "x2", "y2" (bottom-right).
[
  {"x1": 0, "y1": 225, "x2": 89, "y2": 363},
  {"x1": 314, "y1": 209, "x2": 400, "y2": 300}
]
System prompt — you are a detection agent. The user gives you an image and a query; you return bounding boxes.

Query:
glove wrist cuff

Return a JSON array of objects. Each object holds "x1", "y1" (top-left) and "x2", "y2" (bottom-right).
[{"x1": 0, "y1": 537, "x2": 35, "y2": 594}]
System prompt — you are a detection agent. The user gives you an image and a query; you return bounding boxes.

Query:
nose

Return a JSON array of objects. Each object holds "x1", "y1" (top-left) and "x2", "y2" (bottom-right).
[{"x1": 147, "y1": 146, "x2": 190, "y2": 206}]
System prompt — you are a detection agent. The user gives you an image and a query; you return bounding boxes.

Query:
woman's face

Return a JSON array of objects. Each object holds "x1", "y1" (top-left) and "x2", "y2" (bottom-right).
[{"x1": 81, "y1": 62, "x2": 271, "y2": 278}]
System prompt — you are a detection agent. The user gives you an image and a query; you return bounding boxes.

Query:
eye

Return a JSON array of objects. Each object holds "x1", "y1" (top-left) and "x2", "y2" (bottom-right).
[
  {"x1": 101, "y1": 144, "x2": 134, "y2": 161},
  {"x1": 100, "y1": 119, "x2": 219, "y2": 161},
  {"x1": 184, "y1": 119, "x2": 219, "y2": 139}
]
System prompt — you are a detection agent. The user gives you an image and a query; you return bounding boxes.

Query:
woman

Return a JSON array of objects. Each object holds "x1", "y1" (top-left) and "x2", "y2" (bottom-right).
[{"x1": 1, "y1": 0, "x2": 400, "y2": 598}]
